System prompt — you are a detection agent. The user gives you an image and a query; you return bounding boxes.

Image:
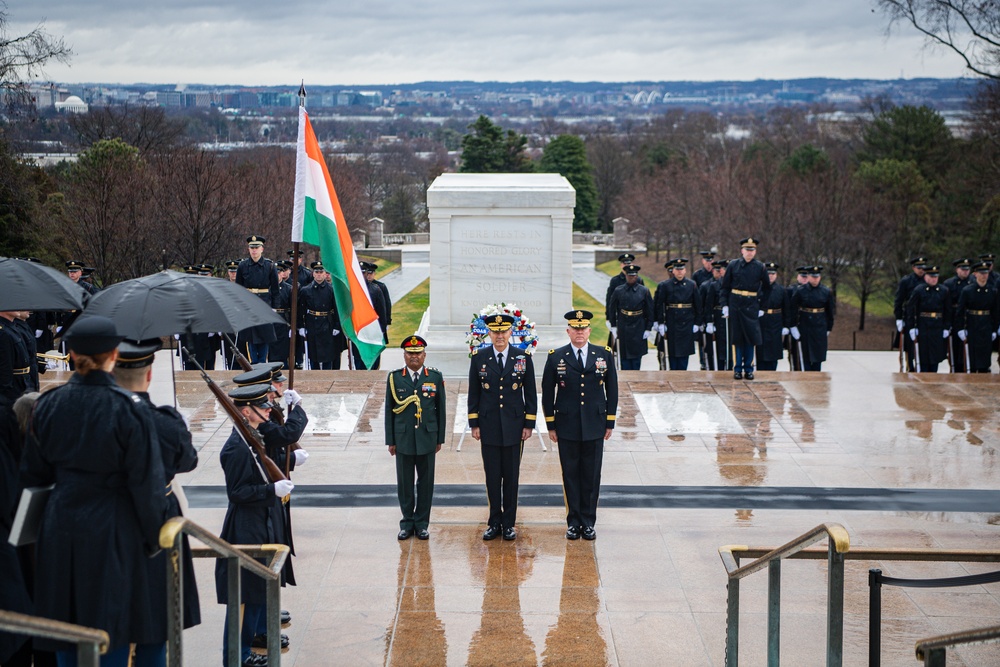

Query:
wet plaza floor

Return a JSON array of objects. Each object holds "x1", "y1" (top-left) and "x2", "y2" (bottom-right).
[{"x1": 47, "y1": 351, "x2": 1000, "y2": 665}]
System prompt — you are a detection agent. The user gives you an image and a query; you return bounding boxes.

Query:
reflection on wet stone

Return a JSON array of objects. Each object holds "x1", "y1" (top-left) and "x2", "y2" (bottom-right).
[
  {"x1": 634, "y1": 393, "x2": 743, "y2": 434},
  {"x1": 468, "y1": 537, "x2": 536, "y2": 666},
  {"x1": 299, "y1": 394, "x2": 368, "y2": 434},
  {"x1": 387, "y1": 542, "x2": 447, "y2": 666},
  {"x1": 542, "y1": 541, "x2": 608, "y2": 666}
]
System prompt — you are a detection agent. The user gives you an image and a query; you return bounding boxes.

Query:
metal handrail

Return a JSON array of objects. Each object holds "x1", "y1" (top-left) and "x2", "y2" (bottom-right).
[
  {"x1": 916, "y1": 625, "x2": 1000, "y2": 665},
  {"x1": 159, "y1": 516, "x2": 290, "y2": 667},
  {"x1": 0, "y1": 610, "x2": 108, "y2": 667},
  {"x1": 719, "y1": 523, "x2": 851, "y2": 667}
]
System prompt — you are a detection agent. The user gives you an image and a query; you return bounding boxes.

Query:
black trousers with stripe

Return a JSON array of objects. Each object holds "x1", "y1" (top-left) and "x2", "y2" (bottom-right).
[
  {"x1": 557, "y1": 438, "x2": 604, "y2": 529},
  {"x1": 481, "y1": 441, "x2": 523, "y2": 528}
]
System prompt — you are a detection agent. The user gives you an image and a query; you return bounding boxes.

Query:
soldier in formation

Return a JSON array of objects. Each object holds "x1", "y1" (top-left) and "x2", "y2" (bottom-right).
[
  {"x1": 297, "y1": 261, "x2": 342, "y2": 369},
  {"x1": 608, "y1": 263, "x2": 654, "y2": 370},
  {"x1": 790, "y1": 266, "x2": 835, "y2": 371},
  {"x1": 235, "y1": 235, "x2": 280, "y2": 363},
  {"x1": 905, "y1": 265, "x2": 952, "y2": 373},
  {"x1": 894, "y1": 256, "x2": 928, "y2": 372},
  {"x1": 720, "y1": 237, "x2": 770, "y2": 380},
  {"x1": 756, "y1": 262, "x2": 790, "y2": 371},
  {"x1": 943, "y1": 258, "x2": 972, "y2": 372},
  {"x1": 956, "y1": 261, "x2": 1000, "y2": 373},
  {"x1": 604, "y1": 252, "x2": 636, "y2": 356},
  {"x1": 653, "y1": 259, "x2": 702, "y2": 370},
  {"x1": 700, "y1": 259, "x2": 730, "y2": 370}
]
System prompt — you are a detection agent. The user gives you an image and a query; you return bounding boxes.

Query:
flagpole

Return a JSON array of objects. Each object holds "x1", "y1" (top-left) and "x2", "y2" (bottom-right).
[{"x1": 288, "y1": 80, "x2": 307, "y2": 389}]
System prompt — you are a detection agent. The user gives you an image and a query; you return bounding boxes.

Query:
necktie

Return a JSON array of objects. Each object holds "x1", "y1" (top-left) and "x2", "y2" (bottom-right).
[
  {"x1": 412, "y1": 371, "x2": 419, "y2": 384},
  {"x1": 577, "y1": 348, "x2": 584, "y2": 365},
  {"x1": 497, "y1": 353, "x2": 504, "y2": 368}
]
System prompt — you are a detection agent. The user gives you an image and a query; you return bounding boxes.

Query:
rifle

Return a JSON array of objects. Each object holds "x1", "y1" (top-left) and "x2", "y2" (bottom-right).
[
  {"x1": 946, "y1": 333, "x2": 954, "y2": 373},
  {"x1": 964, "y1": 338, "x2": 971, "y2": 374},
  {"x1": 181, "y1": 346, "x2": 288, "y2": 487},
  {"x1": 913, "y1": 335, "x2": 922, "y2": 373},
  {"x1": 222, "y1": 332, "x2": 253, "y2": 372}
]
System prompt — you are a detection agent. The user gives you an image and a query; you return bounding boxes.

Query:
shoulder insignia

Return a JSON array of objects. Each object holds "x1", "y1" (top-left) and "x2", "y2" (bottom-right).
[
  {"x1": 548, "y1": 349, "x2": 555, "y2": 354},
  {"x1": 605, "y1": 346, "x2": 612, "y2": 352}
]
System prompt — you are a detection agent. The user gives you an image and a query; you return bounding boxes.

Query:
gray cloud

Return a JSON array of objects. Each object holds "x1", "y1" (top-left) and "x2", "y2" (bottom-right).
[{"x1": 13, "y1": 0, "x2": 967, "y2": 85}]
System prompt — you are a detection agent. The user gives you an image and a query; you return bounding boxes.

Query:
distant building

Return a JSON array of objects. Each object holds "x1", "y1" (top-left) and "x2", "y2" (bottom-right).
[{"x1": 54, "y1": 95, "x2": 88, "y2": 114}]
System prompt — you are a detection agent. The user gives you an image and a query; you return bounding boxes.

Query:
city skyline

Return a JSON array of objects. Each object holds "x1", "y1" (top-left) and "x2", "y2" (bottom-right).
[{"x1": 18, "y1": 0, "x2": 973, "y2": 86}]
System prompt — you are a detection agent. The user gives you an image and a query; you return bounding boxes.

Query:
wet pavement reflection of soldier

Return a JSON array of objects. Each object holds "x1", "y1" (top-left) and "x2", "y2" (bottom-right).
[
  {"x1": 386, "y1": 540, "x2": 447, "y2": 666},
  {"x1": 468, "y1": 533, "x2": 536, "y2": 666},
  {"x1": 541, "y1": 540, "x2": 608, "y2": 667}
]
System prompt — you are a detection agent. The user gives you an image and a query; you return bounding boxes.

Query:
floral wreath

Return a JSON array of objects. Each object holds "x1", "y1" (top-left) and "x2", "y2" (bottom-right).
[{"x1": 466, "y1": 302, "x2": 538, "y2": 357}]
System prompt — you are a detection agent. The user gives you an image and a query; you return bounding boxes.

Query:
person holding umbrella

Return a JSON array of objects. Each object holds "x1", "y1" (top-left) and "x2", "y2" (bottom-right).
[{"x1": 21, "y1": 315, "x2": 169, "y2": 667}]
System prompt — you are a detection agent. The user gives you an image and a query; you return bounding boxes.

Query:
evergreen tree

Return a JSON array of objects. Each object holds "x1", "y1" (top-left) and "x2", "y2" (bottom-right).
[
  {"x1": 459, "y1": 115, "x2": 532, "y2": 173},
  {"x1": 540, "y1": 135, "x2": 599, "y2": 231}
]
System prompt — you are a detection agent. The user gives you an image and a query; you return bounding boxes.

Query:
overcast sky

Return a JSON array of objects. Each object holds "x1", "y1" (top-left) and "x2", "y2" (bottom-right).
[{"x1": 13, "y1": 1, "x2": 970, "y2": 86}]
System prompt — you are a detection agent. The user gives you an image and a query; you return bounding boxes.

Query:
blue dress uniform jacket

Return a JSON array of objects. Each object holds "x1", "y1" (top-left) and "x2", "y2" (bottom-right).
[
  {"x1": 467, "y1": 348, "x2": 537, "y2": 446},
  {"x1": 956, "y1": 283, "x2": 1000, "y2": 371},
  {"x1": 235, "y1": 257, "x2": 279, "y2": 345},
  {"x1": 298, "y1": 280, "x2": 339, "y2": 366},
  {"x1": 720, "y1": 258, "x2": 770, "y2": 346},
  {"x1": 653, "y1": 277, "x2": 703, "y2": 358},
  {"x1": 269, "y1": 279, "x2": 293, "y2": 364},
  {"x1": 22, "y1": 372, "x2": 168, "y2": 652},
  {"x1": 0, "y1": 320, "x2": 32, "y2": 402},
  {"x1": 791, "y1": 284, "x2": 835, "y2": 364},
  {"x1": 258, "y1": 403, "x2": 308, "y2": 585},
  {"x1": 758, "y1": 284, "x2": 790, "y2": 363},
  {"x1": 141, "y1": 393, "x2": 201, "y2": 634},
  {"x1": 541, "y1": 344, "x2": 618, "y2": 441},
  {"x1": 214, "y1": 427, "x2": 286, "y2": 606},
  {"x1": 609, "y1": 282, "x2": 655, "y2": 359},
  {"x1": 906, "y1": 283, "x2": 953, "y2": 369}
]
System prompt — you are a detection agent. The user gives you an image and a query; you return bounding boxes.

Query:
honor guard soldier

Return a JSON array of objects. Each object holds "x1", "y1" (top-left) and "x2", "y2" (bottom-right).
[
  {"x1": 349, "y1": 262, "x2": 387, "y2": 370},
  {"x1": 287, "y1": 248, "x2": 313, "y2": 287},
  {"x1": 114, "y1": 339, "x2": 202, "y2": 641},
  {"x1": 386, "y1": 336, "x2": 446, "y2": 540},
  {"x1": 215, "y1": 382, "x2": 292, "y2": 667},
  {"x1": 609, "y1": 263, "x2": 655, "y2": 370},
  {"x1": 297, "y1": 261, "x2": 342, "y2": 369},
  {"x1": 181, "y1": 264, "x2": 221, "y2": 371},
  {"x1": 225, "y1": 259, "x2": 239, "y2": 282},
  {"x1": 720, "y1": 237, "x2": 771, "y2": 379},
  {"x1": 692, "y1": 251, "x2": 716, "y2": 368},
  {"x1": 235, "y1": 235, "x2": 280, "y2": 363},
  {"x1": 269, "y1": 260, "x2": 294, "y2": 368},
  {"x1": 653, "y1": 258, "x2": 702, "y2": 370},
  {"x1": 786, "y1": 267, "x2": 810, "y2": 370},
  {"x1": 756, "y1": 262, "x2": 791, "y2": 371},
  {"x1": 905, "y1": 265, "x2": 953, "y2": 373},
  {"x1": 700, "y1": 259, "x2": 729, "y2": 370},
  {"x1": 361, "y1": 261, "x2": 391, "y2": 369},
  {"x1": 0, "y1": 310, "x2": 32, "y2": 402},
  {"x1": 894, "y1": 256, "x2": 928, "y2": 371},
  {"x1": 790, "y1": 266, "x2": 835, "y2": 371},
  {"x1": 693, "y1": 250, "x2": 716, "y2": 286},
  {"x1": 10, "y1": 311, "x2": 38, "y2": 392},
  {"x1": 944, "y1": 258, "x2": 973, "y2": 372},
  {"x1": 64, "y1": 260, "x2": 99, "y2": 296},
  {"x1": 605, "y1": 252, "x2": 636, "y2": 354},
  {"x1": 541, "y1": 310, "x2": 618, "y2": 541},
  {"x1": 980, "y1": 253, "x2": 999, "y2": 288},
  {"x1": 468, "y1": 314, "x2": 537, "y2": 541},
  {"x1": 956, "y1": 261, "x2": 1000, "y2": 372}
]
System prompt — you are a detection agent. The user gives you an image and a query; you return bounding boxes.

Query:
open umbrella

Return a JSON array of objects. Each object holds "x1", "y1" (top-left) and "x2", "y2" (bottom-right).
[
  {"x1": 0, "y1": 257, "x2": 88, "y2": 311},
  {"x1": 84, "y1": 270, "x2": 284, "y2": 339}
]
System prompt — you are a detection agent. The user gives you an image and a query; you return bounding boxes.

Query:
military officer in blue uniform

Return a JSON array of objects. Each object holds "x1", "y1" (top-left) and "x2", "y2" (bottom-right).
[
  {"x1": 756, "y1": 262, "x2": 790, "y2": 371},
  {"x1": 905, "y1": 265, "x2": 953, "y2": 373},
  {"x1": 268, "y1": 260, "x2": 294, "y2": 368},
  {"x1": 956, "y1": 261, "x2": 1000, "y2": 372},
  {"x1": 297, "y1": 261, "x2": 342, "y2": 369},
  {"x1": 541, "y1": 310, "x2": 618, "y2": 541},
  {"x1": 790, "y1": 266, "x2": 835, "y2": 371},
  {"x1": 653, "y1": 259, "x2": 702, "y2": 370},
  {"x1": 700, "y1": 259, "x2": 730, "y2": 370},
  {"x1": 720, "y1": 237, "x2": 771, "y2": 379},
  {"x1": 609, "y1": 263, "x2": 655, "y2": 370},
  {"x1": 468, "y1": 314, "x2": 537, "y2": 541},
  {"x1": 604, "y1": 252, "x2": 636, "y2": 354},
  {"x1": 894, "y1": 256, "x2": 928, "y2": 371},
  {"x1": 386, "y1": 336, "x2": 446, "y2": 540},
  {"x1": 943, "y1": 258, "x2": 972, "y2": 372},
  {"x1": 235, "y1": 234, "x2": 280, "y2": 363}
]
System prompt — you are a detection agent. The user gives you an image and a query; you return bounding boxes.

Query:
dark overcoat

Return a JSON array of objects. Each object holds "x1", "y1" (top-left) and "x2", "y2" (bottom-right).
[
  {"x1": 905, "y1": 283, "x2": 952, "y2": 368},
  {"x1": 956, "y1": 283, "x2": 1000, "y2": 370},
  {"x1": 791, "y1": 284, "x2": 835, "y2": 364},
  {"x1": 758, "y1": 284, "x2": 790, "y2": 363},
  {"x1": 654, "y1": 277, "x2": 702, "y2": 357},
  {"x1": 720, "y1": 258, "x2": 770, "y2": 346},
  {"x1": 609, "y1": 282, "x2": 654, "y2": 359},
  {"x1": 235, "y1": 257, "x2": 279, "y2": 344}
]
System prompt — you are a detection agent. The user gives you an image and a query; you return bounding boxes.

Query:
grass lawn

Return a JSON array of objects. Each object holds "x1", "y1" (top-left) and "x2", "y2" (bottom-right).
[
  {"x1": 387, "y1": 277, "x2": 429, "y2": 346},
  {"x1": 357, "y1": 254, "x2": 400, "y2": 280},
  {"x1": 836, "y1": 289, "x2": 895, "y2": 318},
  {"x1": 597, "y1": 258, "x2": 658, "y2": 291}
]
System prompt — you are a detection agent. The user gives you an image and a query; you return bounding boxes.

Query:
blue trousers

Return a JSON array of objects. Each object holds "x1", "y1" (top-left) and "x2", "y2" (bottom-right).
[
  {"x1": 620, "y1": 357, "x2": 642, "y2": 370},
  {"x1": 734, "y1": 345, "x2": 755, "y2": 373},
  {"x1": 247, "y1": 343, "x2": 269, "y2": 364},
  {"x1": 668, "y1": 356, "x2": 689, "y2": 370},
  {"x1": 58, "y1": 643, "x2": 163, "y2": 667},
  {"x1": 222, "y1": 603, "x2": 264, "y2": 665}
]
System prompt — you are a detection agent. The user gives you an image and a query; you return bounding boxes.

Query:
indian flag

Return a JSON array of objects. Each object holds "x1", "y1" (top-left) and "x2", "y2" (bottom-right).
[{"x1": 292, "y1": 106, "x2": 384, "y2": 367}]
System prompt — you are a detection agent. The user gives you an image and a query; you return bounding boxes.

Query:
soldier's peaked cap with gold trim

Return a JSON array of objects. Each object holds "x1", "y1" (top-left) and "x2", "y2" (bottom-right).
[
  {"x1": 401, "y1": 335, "x2": 427, "y2": 353},
  {"x1": 564, "y1": 310, "x2": 593, "y2": 328},
  {"x1": 485, "y1": 314, "x2": 516, "y2": 332}
]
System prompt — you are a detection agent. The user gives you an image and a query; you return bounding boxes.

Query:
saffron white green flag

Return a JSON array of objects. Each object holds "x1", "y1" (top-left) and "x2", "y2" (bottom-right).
[{"x1": 292, "y1": 106, "x2": 384, "y2": 367}]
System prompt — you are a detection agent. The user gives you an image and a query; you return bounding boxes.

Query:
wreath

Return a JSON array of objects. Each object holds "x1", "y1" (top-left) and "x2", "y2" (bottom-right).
[{"x1": 466, "y1": 302, "x2": 538, "y2": 357}]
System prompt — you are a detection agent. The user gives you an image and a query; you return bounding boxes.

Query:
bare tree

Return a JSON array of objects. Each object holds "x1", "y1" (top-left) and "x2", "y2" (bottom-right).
[
  {"x1": 69, "y1": 105, "x2": 188, "y2": 155},
  {"x1": 0, "y1": 3, "x2": 71, "y2": 111},
  {"x1": 877, "y1": 0, "x2": 1000, "y2": 80}
]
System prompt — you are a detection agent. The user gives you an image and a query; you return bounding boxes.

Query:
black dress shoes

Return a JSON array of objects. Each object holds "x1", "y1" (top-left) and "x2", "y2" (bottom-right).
[
  {"x1": 483, "y1": 525, "x2": 501, "y2": 541},
  {"x1": 745, "y1": 371, "x2": 755, "y2": 380},
  {"x1": 397, "y1": 528, "x2": 413, "y2": 540},
  {"x1": 566, "y1": 526, "x2": 581, "y2": 540},
  {"x1": 252, "y1": 633, "x2": 289, "y2": 649},
  {"x1": 280, "y1": 610, "x2": 291, "y2": 625},
  {"x1": 503, "y1": 527, "x2": 516, "y2": 541},
  {"x1": 416, "y1": 528, "x2": 430, "y2": 540},
  {"x1": 582, "y1": 526, "x2": 597, "y2": 541},
  {"x1": 243, "y1": 654, "x2": 268, "y2": 667},
  {"x1": 733, "y1": 370, "x2": 743, "y2": 380}
]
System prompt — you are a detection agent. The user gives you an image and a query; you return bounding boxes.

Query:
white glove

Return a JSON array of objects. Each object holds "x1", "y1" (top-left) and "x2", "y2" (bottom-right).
[
  {"x1": 909, "y1": 328, "x2": 918, "y2": 341},
  {"x1": 34, "y1": 329, "x2": 42, "y2": 337},
  {"x1": 289, "y1": 328, "x2": 293, "y2": 338},
  {"x1": 298, "y1": 327, "x2": 306, "y2": 337},
  {"x1": 706, "y1": 323, "x2": 715, "y2": 335},
  {"x1": 173, "y1": 333, "x2": 180, "y2": 340},
  {"x1": 827, "y1": 331, "x2": 831, "y2": 336},
  {"x1": 958, "y1": 330, "x2": 967, "y2": 341},
  {"x1": 293, "y1": 449, "x2": 309, "y2": 466},
  {"x1": 692, "y1": 324, "x2": 700, "y2": 334},
  {"x1": 896, "y1": 319, "x2": 904, "y2": 332},
  {"x1": 790, "y1": 326, "x2": 801, "y2": 340},
  {"x1": 942, "y1": 329, "x2": 950, "y2": 339},
  {"x1": 609, "y1": 326, "x2": 617, "y2": 336},
  {"x1": 781, "y1": 327, "x2": 789, "y2": 336},
  {"x1": 274, "y1": 480, "x2": 294, "y2": 497},
  {"x1": 55, "y1": 326, "x2": 63, "y2": 334},
  {"x1": 284, "y1": 389, "x2": 301, "y2": 407},
  {"x1": 605, "y1": 320, "x2": 613, "y2": 331},
  {"x1": 994, "y1": 332, "x2": 998, "y2": 341},
  {"x1": 758, "y1": 310, "x2": 764, "y2": 318},
  {"x1": 332, "y1": 329, "x2": 340, "y2": 336},
  {"x1": 658, "y1": 323, "x2": 666, "y2": 336},
  {"x1": 207, "y1": 332, "x2": 215, "y2": 337},
  {"x1": 642, "y1": 331, "x2": 651, "y2": 340}
]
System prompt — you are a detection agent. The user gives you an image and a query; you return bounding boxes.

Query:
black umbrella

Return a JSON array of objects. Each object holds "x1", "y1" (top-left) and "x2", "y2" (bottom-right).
[
  {"x1": 0, "y1": 257, "x2": 88, "y2": 311},
  {"x1": 84, "y1": 270, "x2": 284, "y2": 339}
]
